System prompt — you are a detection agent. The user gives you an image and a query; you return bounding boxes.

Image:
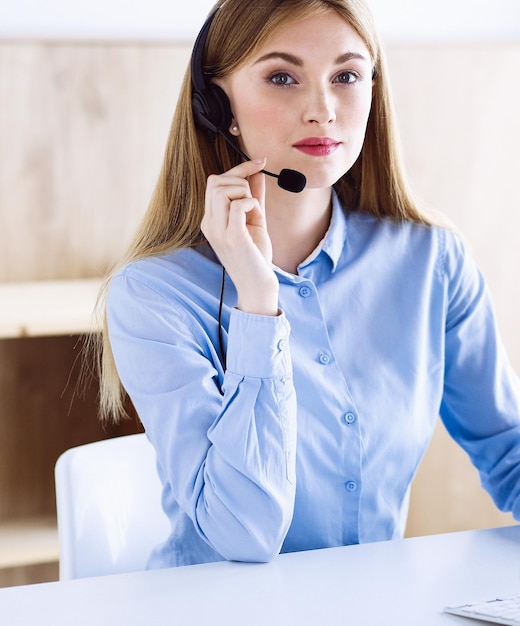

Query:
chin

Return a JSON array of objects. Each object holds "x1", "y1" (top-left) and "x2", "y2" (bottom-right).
[
  {"x1": 299, "y1": 159, "x2": 354, "y2": 189},
  {"x1": 302, "y1": 172, "x2": 344, "y2": 191}
]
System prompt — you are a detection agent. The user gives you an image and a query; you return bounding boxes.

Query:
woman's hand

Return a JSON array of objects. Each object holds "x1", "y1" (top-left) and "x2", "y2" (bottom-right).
[{"x1": 201, "y1": 159, "x2": 279, "y2": 316}]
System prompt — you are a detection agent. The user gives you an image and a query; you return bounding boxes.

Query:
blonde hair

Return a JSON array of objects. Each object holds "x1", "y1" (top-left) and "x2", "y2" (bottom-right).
[{"x1": 96, "y1": 0, "x2": 436, "y2": 422}]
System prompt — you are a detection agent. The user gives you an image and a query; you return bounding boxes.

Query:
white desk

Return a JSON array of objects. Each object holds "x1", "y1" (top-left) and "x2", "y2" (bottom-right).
[{"x1": 0, "y1": 525, "x2": 519, "y2": 625}]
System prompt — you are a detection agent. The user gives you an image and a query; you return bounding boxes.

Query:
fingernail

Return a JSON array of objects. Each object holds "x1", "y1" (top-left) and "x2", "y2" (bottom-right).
[{"x1": 252, "y1": 158, "x2": 266, "y2": 164}]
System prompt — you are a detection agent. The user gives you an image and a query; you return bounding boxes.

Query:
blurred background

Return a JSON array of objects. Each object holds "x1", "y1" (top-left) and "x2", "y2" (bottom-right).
[{"x1": 0, "y1": 0, "x2": 518, "y2": 587}]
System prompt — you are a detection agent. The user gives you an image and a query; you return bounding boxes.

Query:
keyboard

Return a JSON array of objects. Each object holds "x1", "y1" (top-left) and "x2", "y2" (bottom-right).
[{"x1": 444, "y1": 595, "x2": 520, "y2": 625}]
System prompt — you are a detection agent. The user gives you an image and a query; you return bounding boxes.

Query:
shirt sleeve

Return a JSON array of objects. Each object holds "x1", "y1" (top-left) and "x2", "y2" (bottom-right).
[
  {"x1": 440, "y1": 230, "x2": 520, "y2": 517},
  {"x1": 106, "y1": 270, "x2": 297, "y2": 562}
]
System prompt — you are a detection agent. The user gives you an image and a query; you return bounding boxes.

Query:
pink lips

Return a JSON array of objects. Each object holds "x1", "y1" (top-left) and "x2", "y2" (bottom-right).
[{"x1": 293, "y1": 137, "x2": 341, "y2": 157}]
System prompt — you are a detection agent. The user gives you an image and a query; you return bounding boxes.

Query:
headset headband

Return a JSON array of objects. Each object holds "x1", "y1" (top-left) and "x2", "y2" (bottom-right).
[{"x1": 191, "y1": 8, "x2": 220, "y2": 94}]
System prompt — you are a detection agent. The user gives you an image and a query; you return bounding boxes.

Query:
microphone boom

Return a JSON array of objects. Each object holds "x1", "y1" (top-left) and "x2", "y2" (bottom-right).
[{"x1": 217, "y1": 130, "x2": 306, "y2": 193}]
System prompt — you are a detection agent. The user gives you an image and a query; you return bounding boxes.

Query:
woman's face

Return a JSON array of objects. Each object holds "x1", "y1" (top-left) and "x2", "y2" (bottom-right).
[{"x1": 217, "y1": 9, "x2": 374, "y2": 191}]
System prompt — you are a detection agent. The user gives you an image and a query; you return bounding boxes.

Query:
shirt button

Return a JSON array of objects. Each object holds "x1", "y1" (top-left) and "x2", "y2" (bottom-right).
[
  {"x1": 318, "y1": 352, "x2": 331, "y2": 365},
  {"x1": 345, "y1": 481, "x2": 358, "y2": 492},
  {"x1": 277, "y1": 338, "x2": 288, "y2": 351},
  {"x1": 299, "y1": 285, "x2": 312, "y2": 298},
  {"x1": 343, "y1": 412, "x2": 357, "y2": 425}
]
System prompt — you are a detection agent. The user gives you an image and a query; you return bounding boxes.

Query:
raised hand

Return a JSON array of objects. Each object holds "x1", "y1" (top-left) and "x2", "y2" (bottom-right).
[{"x1": 201, "y1": 159, "x2": 279, "y2": 316}]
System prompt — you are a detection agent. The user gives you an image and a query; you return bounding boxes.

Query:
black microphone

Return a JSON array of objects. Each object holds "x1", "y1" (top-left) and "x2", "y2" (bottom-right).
[{"x1": 218, "y1": 131, "x2": 306, "y2": 193}]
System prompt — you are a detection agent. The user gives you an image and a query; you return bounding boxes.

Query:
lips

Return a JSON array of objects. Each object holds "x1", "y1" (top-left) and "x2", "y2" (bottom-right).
[{"x1": 293, "y1": 137, "x2": 341, "y2": 157}]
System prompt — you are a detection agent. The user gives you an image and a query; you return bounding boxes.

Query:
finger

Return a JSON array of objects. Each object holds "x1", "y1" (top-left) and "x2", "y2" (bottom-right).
[
  {"x1": 227, "y1": 197, "x2": 261, "y2": 234},
  {"x1": 247, "y1": 168, "x2": 266, "y2": 217},
  {"x1": 203, "y1": 159, "x2": 267, "y2": 239},
  {"x1": 203, "y1": 187, "x2": 258, "y2": 241},
  {"x1": 205, "y1": 159, "x2": 266, "y2": 201},
  {"x1": 205, "y1": 174, "x2": 251, "y2": 203},
  {"x1": 203, "y1": 175, "x2": 247, "y2": 233},
  {"x1": 224, "y1": 158, "x2": 266, "y2": 181}
]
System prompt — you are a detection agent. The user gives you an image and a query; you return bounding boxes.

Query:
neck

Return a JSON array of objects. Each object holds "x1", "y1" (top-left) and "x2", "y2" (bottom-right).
[{"x1": 266, "y1": 184, "x2": 333, "y2": 274}]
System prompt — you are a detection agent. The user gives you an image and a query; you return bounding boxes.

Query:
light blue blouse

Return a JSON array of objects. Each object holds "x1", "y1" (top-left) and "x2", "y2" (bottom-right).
[{"x1": 107, "y1": 194, "x2": 520, "y2": 568}]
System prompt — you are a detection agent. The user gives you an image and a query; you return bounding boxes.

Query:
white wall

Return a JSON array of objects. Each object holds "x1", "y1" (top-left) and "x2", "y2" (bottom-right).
[{"x1": 1, "y1": 0, "x2": 519, "y2": 42}]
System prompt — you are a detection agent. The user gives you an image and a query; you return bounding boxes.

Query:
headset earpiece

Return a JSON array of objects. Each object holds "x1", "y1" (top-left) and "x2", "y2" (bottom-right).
[
  {"x1": 191, "y1": 8, "x2": 232, "y2": 135},
  {"x1": 192, "y1": 82, "x2": 232, "y2": 135}
]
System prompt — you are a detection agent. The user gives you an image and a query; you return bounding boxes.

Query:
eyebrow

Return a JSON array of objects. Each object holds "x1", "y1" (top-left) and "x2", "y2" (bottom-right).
[{"x1": 253, "y1": 51, "x2": 370, "y2": 66}]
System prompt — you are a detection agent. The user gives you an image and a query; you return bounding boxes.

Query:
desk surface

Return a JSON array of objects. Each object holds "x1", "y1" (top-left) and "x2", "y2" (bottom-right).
[
  {"x1": 1, "y1": 525, "x2": 519, "y2": 626},
  {"x1": 0, "y1": 278, "x2": 103, "y2": 338}
]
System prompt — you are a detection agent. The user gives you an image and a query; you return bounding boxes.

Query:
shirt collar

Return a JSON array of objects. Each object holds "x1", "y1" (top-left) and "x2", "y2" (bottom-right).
[{"x1": 298, "y1": 191, "x2": 347, "y2": 273}]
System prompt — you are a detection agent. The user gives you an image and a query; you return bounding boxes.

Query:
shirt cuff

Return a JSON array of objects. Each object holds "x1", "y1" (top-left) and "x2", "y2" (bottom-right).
[{"x1": 226, "y1": 308, "x2": 292, "y2": 379}]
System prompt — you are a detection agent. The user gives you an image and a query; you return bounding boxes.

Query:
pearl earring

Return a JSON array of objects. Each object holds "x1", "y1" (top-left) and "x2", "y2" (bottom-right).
[{"x1": 231, "y1": 125, "x2": 239, "y2": 133}]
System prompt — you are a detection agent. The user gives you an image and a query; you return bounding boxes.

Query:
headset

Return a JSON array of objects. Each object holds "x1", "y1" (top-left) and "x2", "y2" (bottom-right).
[
  {"x1": 191, "y1": 8, "x2": 233, "y2": 137},
  {"x1": 190, "y1": 6, "x2": 307, "y2": 194}
]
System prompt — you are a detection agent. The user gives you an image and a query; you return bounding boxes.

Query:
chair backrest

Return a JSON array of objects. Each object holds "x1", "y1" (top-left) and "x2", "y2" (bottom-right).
[{"x1": 55, "y1": 433, "x2": 170, "y2": 580}]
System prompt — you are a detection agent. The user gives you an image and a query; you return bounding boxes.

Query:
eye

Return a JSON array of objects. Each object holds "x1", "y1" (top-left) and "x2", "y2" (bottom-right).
[
  {"x1": 333, "y1": 70, "x2": 359, "y2": 84},
  {"x1": 269, "y1": 72, "x2": 297, "y2": 86}
]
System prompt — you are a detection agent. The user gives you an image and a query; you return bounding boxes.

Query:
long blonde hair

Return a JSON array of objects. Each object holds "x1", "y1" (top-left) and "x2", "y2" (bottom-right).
[{"x1": 96, "y1": 0, "x2": 435, "y2": 422}]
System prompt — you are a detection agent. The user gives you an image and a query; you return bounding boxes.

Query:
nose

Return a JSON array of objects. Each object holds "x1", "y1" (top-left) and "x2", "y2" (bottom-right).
[{"x1": 304, "y1": 86, "x2": 336, "y2": 125}]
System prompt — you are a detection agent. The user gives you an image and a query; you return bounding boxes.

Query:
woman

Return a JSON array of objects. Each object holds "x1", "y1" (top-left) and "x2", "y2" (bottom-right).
[{"x1": 99, "y1": 0, "x2": 520, "y2": 568}]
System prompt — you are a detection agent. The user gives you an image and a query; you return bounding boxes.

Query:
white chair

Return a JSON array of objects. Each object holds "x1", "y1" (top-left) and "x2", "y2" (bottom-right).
[{"x1": 55, "y1": 433, "x2": 170, "y2": 580}]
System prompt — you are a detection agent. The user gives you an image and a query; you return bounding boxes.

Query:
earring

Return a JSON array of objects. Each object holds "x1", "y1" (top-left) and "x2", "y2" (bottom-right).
[{"x1": 230, "y1": 124, "x2": 239, "y2": 134}]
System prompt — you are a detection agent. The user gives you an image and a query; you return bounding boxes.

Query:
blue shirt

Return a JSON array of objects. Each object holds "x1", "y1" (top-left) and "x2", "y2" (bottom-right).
[{"x1": 107, "y1": 194, "x2": 520, "y2": 568}]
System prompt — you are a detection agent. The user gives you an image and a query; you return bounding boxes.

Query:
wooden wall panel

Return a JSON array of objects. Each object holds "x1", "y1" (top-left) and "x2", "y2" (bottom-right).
[{"x1": 0, "y1": 42, "x2": 191, "y2": 281}]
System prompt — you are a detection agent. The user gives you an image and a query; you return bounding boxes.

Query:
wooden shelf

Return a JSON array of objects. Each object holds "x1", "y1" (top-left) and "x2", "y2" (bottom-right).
[
  {"x1": 0, "y1": 278, "x2": 103, "y2": 338},
  {"x1": 0, "y1": 278, "x2": 103, "y2": 581},
  {"x1": 0, "y1": 516, "x2": 59, "y2": 569}
]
